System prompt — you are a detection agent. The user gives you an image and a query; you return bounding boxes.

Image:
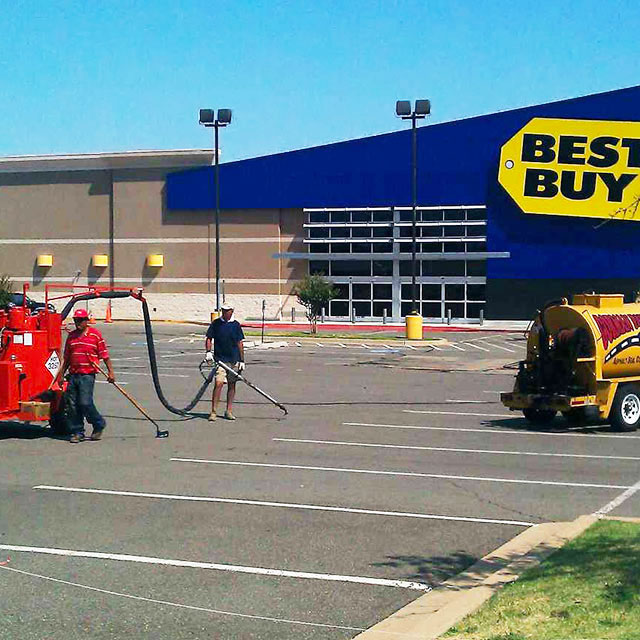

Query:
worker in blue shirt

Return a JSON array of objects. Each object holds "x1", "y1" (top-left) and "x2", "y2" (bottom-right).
[{"x1": 205, "y1": 302, "x2": 245, "y2": 421}]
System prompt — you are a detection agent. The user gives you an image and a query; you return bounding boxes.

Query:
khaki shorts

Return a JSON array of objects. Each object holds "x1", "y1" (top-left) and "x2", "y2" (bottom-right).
[{"x1": 215, "y1": 362, "x2": 240, "y2": 385}]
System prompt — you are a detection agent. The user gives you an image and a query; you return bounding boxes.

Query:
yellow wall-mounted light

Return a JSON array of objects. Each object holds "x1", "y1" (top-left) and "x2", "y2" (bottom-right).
[
  {"x1": 37, "y1": 254, "x2": 53, "y2": 267},
  {"x1": 92, "y1": 254, "x2": 109, "y2": 267},
  {"x1": 147, "y1": 254, "x2": 164, "y2": 268}
]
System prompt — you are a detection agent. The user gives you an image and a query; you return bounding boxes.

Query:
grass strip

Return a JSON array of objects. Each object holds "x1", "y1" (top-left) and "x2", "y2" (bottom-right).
[{"x1": 444, "y1": 519, "x2": 640, "y2": 640}]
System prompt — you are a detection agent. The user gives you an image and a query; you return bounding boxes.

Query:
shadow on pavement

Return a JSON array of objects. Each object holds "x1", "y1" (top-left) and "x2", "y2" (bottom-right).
[
  {"x1": 0, "y1": 422, "x2": 57, "y2": 441},
  {"x1": 485, "y1": 416, "x2": 616, "y2": 435},
  {"x1": 102, "y1": 413, "x2": 196, "y2": 423},
  {"x1": 373, "y1": 550, "x2": 478, "y2": 585}
]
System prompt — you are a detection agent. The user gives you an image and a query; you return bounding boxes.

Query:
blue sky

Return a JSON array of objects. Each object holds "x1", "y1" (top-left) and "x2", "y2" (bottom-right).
[{"x1": 1, "y1": 0, "x2": 638, "y2": 162}]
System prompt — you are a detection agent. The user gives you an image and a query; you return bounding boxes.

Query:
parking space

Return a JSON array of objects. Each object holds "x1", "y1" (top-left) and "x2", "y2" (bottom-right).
[{"x1": 1, "y1": 322, "x2": 639, "y2": 638}]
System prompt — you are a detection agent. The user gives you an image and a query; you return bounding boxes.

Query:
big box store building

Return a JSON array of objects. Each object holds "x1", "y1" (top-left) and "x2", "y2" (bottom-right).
[{"x1": 2, "y1": 85, "x2": 640, "y2": 322}]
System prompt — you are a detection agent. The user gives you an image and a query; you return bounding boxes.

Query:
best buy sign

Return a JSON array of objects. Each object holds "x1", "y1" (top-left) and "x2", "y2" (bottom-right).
[{"x1": 498, "y1": 117, "x2": 640, "y2": 221}]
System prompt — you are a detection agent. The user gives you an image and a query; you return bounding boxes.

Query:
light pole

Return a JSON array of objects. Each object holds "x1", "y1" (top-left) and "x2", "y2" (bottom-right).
[
  {"x1": 395, "y1": 99, "x2": 430, "y2": 314},
  {"x1": 199, "y1": 108, "x2": 232, "y2": 311}
]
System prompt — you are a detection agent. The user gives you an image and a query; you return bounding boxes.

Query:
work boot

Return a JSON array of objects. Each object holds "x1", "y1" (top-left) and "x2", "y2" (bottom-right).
[
  {"x1": 224, "y1": 411, "x2": 236, "y2": 421},
  {"x1": 208, "y1": 412, "x2": 217, "y2": 422},
  {"x1": 69, "y1": 433, "x2": 84, "y2": 443},
  {"x1": 90, "y1": 429, "x2": 103, "y2": 441}
]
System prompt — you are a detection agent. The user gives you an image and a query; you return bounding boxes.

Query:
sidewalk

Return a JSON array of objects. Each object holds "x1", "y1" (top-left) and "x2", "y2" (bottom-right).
[{"x1": 242, "y1": 319, "x2": 530, "y2": 333}]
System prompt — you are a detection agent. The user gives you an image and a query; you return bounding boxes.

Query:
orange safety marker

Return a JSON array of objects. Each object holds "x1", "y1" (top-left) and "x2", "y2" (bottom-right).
[{"x1": 105, "y1": 302, "x2": 113, "y2": 323}]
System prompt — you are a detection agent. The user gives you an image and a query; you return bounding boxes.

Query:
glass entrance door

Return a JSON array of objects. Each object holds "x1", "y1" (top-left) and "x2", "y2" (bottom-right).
[{"x1": 400, "y1": 281, "x2": 486, "y2": 321}]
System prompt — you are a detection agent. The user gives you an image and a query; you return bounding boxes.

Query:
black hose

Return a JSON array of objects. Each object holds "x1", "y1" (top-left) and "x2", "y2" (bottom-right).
[
  {"x1": 141, "y1": 298, "x2": 214, "y2": 415},
  {"x1": 538, "y1": 298, "x2": 565, "y2": 357},
  {"x1": 61, "y1": 290, "x2": 214, "y2": 417},
  {"x1": 61, "y1": 290, "x2": 134, "y2": 320}
]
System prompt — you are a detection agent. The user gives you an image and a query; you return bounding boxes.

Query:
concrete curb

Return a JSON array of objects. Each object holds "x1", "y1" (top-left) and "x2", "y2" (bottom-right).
[
  {"x1": 245, "y1": 340, "x2": 289, "y2": 350},
  {"x1": 288, "y1": 337, "x2": 448, "y2": 348},
  {"x1": 352, "y1": 514, "x2": 597, "y2": 640},
  {"x1": 601, "y1": 515, "x2": 640, "y2": 523}
]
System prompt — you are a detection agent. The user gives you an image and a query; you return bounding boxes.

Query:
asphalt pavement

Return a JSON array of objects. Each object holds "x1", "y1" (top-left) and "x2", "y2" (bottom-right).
[{"x1": 1, "y1": 322, "x2": 639, "y2": 639}]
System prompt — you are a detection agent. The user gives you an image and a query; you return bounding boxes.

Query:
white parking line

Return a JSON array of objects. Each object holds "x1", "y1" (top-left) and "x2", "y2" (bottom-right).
[
  {"x1": 33, "y1": 485, "x2": 533, "y2": 527},
  {"x1": 0, "y1": 545, "x2": 430, "y2": 591},
  {"x1": 160, "y1": 353, "x2": 203, "y2": 359},
  {"x1": 480, "y1": 341, "x2": 515, "y2": 353},
  {"x1": 595, "y1": 477, "x2": 640, "y2": 516},
  {"x1": 0, "y1": 565, "x2": 365, "y2": 632},
  {"x1": 404, "y1": 409, "x2": 512, "y2": 418},
  {"x1": 429, "y1": 344, "x2": 443, "y2": 351},
  {"x1": 118, "y1": 371, "x2": 190, "y2": 379},
  {"x1": 463, "y1": 342, "x2": 490, "y2": 352},
  {"x1": 117, "y1": 365, "x2": 195, "y2": 371},
  {"x1": 343, "y1": 422, "x2": 640, "y2": 440},
  {"x1": 170, "y1": 458, "x2": 629, "y2": 489},
  {"x1": 274, "y1": 438, "x2": 640, "y2": 462},
  {"x1": 449, "y1": 343, "x2": 466, "y2": 351}
]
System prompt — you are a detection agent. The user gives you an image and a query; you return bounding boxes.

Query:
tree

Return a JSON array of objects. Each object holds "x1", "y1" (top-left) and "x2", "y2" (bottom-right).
[
  {"x1": 294, "y1": 275, "x2": 337, "y2": 334},
  {"x1": 0, "y1": 275, "x2": 13, "y2": 309}
]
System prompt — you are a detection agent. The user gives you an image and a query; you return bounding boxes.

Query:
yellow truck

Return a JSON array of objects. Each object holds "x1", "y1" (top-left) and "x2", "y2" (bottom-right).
[{"x1": 501, "y1": 293, "x2": 640, "y2": 431}]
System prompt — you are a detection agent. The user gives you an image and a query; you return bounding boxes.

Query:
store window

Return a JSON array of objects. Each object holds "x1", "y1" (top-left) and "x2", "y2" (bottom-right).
[
  {"x1": 331, "y1": 261, "x2": 371, "y2": 277},
  {"x1": 373, "y1": 284, "x2": 392, "y2": 299},
  {"x1": 309, "y1": 261, "x2": 329, "y2": 275},
  {"x1": 373, "y1": 261, "x2": 392, "y2": 276},
  {"x1": 372, "y1": 210, "x2": 393, "y2": 222},
  {"x1": 309, "y1": 211, "x2": 329, "y2": 223},
  {"x1": 305, "y1": 206, "x2": 489, "y2": 321}
]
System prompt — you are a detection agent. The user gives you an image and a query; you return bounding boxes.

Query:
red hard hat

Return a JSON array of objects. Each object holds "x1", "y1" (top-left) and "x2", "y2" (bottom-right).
[{"x1": 73, "y1": 308, "x2": 89, "y2": 319}]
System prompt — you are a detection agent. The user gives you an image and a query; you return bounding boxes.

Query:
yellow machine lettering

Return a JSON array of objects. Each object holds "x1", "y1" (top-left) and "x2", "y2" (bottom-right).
[{"x1": 498, "y1": 118, "x2": 640, "y2": 221}]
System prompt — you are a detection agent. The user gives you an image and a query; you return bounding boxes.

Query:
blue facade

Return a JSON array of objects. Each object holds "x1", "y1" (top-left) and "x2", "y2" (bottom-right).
[{"x1": 167, "y1": 85, "x2": 640, "y2": 281}]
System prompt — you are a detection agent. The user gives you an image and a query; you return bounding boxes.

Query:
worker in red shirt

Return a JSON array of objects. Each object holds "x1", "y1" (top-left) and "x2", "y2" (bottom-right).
[{"x1": 55, "y1": 308, "x2": 115, "y2": 443}]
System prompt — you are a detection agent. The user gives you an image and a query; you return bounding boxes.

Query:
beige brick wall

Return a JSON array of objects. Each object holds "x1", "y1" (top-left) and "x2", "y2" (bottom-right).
[{"x1": 0, "y1": 166, "x2": 306, "y2": 308}]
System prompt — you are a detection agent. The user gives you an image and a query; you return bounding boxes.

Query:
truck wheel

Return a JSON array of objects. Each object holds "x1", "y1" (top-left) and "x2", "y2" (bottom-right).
[
  {"x1": 610, "y1": 384, "x2": 640, "y2": 432},
  {"x1": 523, "y1": 408, "x2": 556, "y2": 425}
]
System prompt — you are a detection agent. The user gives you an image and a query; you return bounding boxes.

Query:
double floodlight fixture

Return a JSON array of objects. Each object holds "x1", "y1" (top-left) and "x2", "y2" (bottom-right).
[
  {"x1": 199, "y1": 108, "x2": 232, "y2": 127},
  {"x1": 395, "y1": 99, "x2": 431, "y2": 119}
]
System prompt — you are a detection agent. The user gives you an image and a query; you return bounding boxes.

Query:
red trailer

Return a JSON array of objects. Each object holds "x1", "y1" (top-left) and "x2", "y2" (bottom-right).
[{"x1": 0, "y1": 284, "x2": 140, "y2": 433}]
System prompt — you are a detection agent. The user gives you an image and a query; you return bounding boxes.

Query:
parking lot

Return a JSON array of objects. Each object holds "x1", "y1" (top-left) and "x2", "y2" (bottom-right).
[{"x1": 2, "y1": 322, "x2": 639, "y2": 639}]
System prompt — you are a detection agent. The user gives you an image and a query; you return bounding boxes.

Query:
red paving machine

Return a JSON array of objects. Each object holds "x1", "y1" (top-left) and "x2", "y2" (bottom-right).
[
  {"x1": 0, "y1": 285, "x2": 142, "y2": 434},
  {"x1": 0, "y1": 283, "x2": 286, "y2": 437}
]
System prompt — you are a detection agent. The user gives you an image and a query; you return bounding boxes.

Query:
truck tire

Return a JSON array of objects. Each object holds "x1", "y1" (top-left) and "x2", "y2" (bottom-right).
[
  {"x1": 610, "y1": 384, "x2": 640, "y2": 432},
  {"x1": 523, "y1": 408, "x2": 556, "y2": 425}
]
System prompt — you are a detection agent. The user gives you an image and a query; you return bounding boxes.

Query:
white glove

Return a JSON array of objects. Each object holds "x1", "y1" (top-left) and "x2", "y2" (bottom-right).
[
  {"x1": 205, "y1": 351, "x2": 214, "y2": 364},
  {"x1": 237, "y1": 361, "x2": 246, "y2": 373}
]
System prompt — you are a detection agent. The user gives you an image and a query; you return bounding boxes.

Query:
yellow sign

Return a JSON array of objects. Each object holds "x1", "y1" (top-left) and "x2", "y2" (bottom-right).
[{"x1": 498, "y1": 117, "x2": 640, "y2": 221}]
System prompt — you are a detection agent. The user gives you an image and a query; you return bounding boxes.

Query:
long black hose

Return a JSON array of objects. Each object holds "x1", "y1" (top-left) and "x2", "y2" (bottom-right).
[
  {"x1": 62, "y1": 290, "x2": 214, "y2": 417},
  {"x1": 60, "y1": 291, "x2": 133, "y2": 320},
  {"x1": 140, "y1": 299, "x2": 214, "y2": 416}
]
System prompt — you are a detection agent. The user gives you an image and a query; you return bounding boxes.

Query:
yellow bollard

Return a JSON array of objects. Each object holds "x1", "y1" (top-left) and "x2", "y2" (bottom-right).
[
  {"x1": 211, "y1": 310, "x2": 221, "y2": 322},
  {"x1": 405, "y1": 313, "x2": 423, "y2": 340}
]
